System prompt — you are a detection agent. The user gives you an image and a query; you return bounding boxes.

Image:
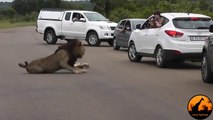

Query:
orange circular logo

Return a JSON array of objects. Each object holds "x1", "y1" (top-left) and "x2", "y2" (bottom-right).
[{"x1": 188, "y1": 94, "x2": 212, "y2": 119}]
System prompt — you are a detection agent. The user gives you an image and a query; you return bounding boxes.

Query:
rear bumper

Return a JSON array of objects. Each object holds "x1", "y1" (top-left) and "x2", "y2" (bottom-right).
[{"x1": 164, "y1": 50, "x2": 202, "y2": 61}]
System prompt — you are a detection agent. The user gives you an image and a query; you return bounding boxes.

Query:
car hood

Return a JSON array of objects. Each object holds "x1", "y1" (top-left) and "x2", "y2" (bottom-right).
[{"x1": 90, "y1": 21, "x2": 117, "y2": 27}]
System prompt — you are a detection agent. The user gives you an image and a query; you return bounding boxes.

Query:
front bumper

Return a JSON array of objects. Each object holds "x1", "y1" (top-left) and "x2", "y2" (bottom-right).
[{"x1": 98, "y1": 29, "x2": 114, "y2": 40}]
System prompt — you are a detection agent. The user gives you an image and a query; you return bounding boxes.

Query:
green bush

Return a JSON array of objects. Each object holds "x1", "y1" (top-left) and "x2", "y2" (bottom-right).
[
  {"x1": 8, "y1": 11, "x2": 38, "y2": 23},
  {"x1": 109, "y1": 8, "x2": 132, "y2": 22}
]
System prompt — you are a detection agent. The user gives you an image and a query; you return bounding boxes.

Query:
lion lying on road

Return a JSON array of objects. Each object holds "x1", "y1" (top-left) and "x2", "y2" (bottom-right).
[{"x1": 18, "y1": 39, "x2": 89, "y2": 74}]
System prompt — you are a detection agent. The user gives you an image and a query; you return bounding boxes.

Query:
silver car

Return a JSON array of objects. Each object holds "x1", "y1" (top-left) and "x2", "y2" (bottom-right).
[
  {"x1": 201, "y1": 24, "x2": 213, "y2": 83},
  {"x1": 113, "y1": 19, "x2": 146, "y2": 50}
]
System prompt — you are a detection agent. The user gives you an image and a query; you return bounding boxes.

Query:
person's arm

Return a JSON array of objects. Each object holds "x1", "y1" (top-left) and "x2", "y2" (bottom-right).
[{"x1": 156, "y1": 17, "x2": 164, "y2": 27}]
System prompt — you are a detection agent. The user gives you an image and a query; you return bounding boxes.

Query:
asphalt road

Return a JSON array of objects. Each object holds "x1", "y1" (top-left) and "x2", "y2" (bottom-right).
[{"x1": 0, "y1": 26, "x2": 212, "y2": 120}]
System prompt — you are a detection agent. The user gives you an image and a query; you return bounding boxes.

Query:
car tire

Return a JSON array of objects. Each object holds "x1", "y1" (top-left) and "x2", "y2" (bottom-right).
[
  {"x1": 201, "y1": 52, "x2": 213, "y2": 83},
  {"x1": 156, "y1": 46, "x2": 167, "y2": 68},
  {"x1": 113, "y1": 38, "x2": 120, "y2": 50},
  {"x1": 86, "y1": 31, "x2": 101, "y2": 46},
  {"x1": 108, "y1": 40, "x2": 113, "y2": 47},
  {"x1": 44, "y1": 29, "x2": 57, "y2": 44},
  {"x1": 128, "y1": 42, "x2": 142, "y2": 62}
]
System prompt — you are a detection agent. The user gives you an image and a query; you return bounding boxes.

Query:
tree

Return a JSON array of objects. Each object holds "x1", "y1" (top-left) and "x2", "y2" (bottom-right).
[
  {"x1": 12, "y1": 0, "x2": 38, "y2": 15},
  {"x1": 12, "y1": 0, "x2": 62, "y2": 15},
  {"x1": 90, "y1": 0, "x2": 112, "y2": 17},
  {"x1": 0, "y1": 7, "x2": 16, "y2": 18}
]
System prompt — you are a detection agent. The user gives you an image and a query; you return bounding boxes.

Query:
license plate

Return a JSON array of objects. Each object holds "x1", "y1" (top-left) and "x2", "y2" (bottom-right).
[{"x1": 190, "y1": 36, "x2": 208, "y2": 41}]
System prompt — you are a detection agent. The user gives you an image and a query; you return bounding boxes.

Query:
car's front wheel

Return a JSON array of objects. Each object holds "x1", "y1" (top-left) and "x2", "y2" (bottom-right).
[
  {"x1": 86, "y1": 31, "x2": 101, "y2": 46},
  {"x1": 128, "y1": 42, "x2": 142, "y2": 62},
  {"x1": 108, "y1": 40, "x2": 113, "y2": 46},
  {"x1": 113, "y1": 38, "x2": 120, "y2": 50},
  {"x1": 156, "y1": 46, "x2": 167, "y2": 68},
  {"x1": 201, "y1": 52, "x2": 213, "y2": 83}
]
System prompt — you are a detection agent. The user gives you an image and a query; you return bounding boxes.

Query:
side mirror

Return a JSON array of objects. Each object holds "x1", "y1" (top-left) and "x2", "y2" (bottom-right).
[
  {"x1": 79, "y1": 18, "x2": 86, "y2": 22},
  {"x1": 136, "y1": 24, "x2": 141, "y2": 29},
  {"x1": 209, "y1": 25, "x2": 213, "y2": 32}
]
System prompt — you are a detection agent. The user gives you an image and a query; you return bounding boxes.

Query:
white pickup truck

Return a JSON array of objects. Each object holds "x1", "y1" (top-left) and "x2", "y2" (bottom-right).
[{"x1": 36, "y1": 9, "x2": 117, "y2": 46}]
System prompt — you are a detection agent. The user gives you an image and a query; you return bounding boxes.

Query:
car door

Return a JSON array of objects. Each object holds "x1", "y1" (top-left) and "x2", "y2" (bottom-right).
[
  {"x1": 134, "y1": 20, "x2": 149, "y2": 53},
  {"x1": 115, "y1": 20, "x2": 126, "y2": 46},
  {"x1": 209, "y1": 36, "x2": 213, "y2": 70},
  {"x1": 61, "y1": 12, "x2": 73, "y2": 37},
  {"x1": 69, "y1": 12, "x2": 87, "y2": 38},
  {"x1": 143, "y1": 16, "x2": 162, "y2": 54},
  {"x1": 120, "y1": 20, "x2": 132, "y2": 47}
]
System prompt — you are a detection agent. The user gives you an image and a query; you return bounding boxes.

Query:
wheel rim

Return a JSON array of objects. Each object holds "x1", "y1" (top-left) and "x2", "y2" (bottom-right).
[
  {"x1": 156, "y1": 48, "x2": 163, "y2": 65},
  {"x1": 129, "y1": 44, "x2": 136, "y2": 60},
  {"x1": 46, "y1": 33, "x2": 53, "y2": 43},
  {"x1": 201, "y1": 55, "x2": 208, "y2": 80},
  {"x1": 113, "y1": 39, "x2": 117, "y2": 48},
  {"x1": 89, "y1": 34, "x2": 98, "y2": 45}
]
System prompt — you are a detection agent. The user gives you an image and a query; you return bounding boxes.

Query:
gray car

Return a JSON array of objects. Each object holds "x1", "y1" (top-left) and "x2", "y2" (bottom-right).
[
  {"x1": 201, "y1": 24, "x2": 213, "y2": 83},
  {"x1": 113, "y1": 19, "x2": 146, "y2": 50}
]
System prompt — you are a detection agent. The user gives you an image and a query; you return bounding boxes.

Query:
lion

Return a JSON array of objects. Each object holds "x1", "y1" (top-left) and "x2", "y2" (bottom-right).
[{"x1": 18, "y1": 39, "x2": 89, "y2": 74}]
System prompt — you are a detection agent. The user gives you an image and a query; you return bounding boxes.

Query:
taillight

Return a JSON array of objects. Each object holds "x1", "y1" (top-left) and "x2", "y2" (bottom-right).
[
  {"x1": 190, "y1": 17, "x2": 199, "y2": 21},
  {"x1": 165, "y1": 30, "x2": 184, "y2": 37}
]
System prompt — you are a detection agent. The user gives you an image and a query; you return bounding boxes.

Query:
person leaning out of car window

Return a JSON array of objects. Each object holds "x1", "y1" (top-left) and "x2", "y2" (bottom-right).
[
  {"x1": 150, "y1": 11, "x2": 164, "y2": 28},
  {"x1": 73, "y1": 13, "x2": 81, "y2": 22},
  {"x1": 122, "y1": 21, "x2": 131, "y2": 32}
]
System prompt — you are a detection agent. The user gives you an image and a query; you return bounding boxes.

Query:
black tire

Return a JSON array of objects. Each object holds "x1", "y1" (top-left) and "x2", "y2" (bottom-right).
[
  {"x1": 65, "y1": 39, "x2": 72, "y2": 42},
  {"x1": 108, "y1": 40, "x2": 113, "y2": 46},
  {"x1": 44, "y1": 29, "x2": 57, "y2": 44},
  {"x1": 155, "y1": 46, "x2": 167, "y2": 68},
  {"x1": 201, "y1": 52, "x2": 213, "y2": 83},
  {"x1": 128, "y1": 42, "x2": 142, "y2": 62},
  {"x1": 86, "y1": 31, "x2": 101, "y2": 46},
  {"x1": 113, "y1": 38, "x2": 120, "y2": 50}
]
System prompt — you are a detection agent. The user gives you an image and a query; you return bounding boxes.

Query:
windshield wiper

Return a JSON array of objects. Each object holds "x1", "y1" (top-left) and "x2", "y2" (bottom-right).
[{"x1": 94, "y1": 19, "x2": 108, "y2": 21}]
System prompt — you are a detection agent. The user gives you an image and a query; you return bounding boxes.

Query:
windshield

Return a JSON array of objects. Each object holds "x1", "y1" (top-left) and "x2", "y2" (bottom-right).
[
  {"x1": 84, "y1": 12, "x2": 108, "y2": 21},
  {"x1": 173, "y1": 17, "x2": 212, "y2": 29},
  {"x1": 132, "y1": 20, "x2": 145, "y2": 30}
]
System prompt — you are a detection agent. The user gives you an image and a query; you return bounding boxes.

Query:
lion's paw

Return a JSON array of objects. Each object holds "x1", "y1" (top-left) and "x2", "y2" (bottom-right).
[{"x1": 75, "y1": 62, "x2": 89, "y2": 69}]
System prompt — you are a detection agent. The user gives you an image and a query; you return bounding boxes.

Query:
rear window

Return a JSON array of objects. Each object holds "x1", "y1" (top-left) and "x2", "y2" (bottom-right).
[
  {"x1": 173, "y1": 17, "x2": 212, "y2": 29},
  {"x1": 65, "y1": 12, "x2": 71, "y2": 21}
]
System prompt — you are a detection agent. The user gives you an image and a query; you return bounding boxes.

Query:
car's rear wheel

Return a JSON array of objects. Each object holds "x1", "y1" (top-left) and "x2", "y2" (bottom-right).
[
  {"x1": 113, "y1": 38, "x2": 120, "y2": 50},
  {"x1": 128, "y1": 42, "x2": 142, "y2": 62},
  {"x1": 156, "y1": 46, "x2": 167, "y2": 68},
  {"x1": 44, "y1": 29, "x2": 57, "y2": 44},
  {"x1": 201, "y1": 52, "x2": 213, "y2": 83},
  {"x1": 86, "y1": 31, "x2": 101, "y2": 46}
]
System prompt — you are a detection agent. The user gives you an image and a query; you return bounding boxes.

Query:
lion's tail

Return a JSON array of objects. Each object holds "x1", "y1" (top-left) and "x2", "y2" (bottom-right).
[{"x1": 18, "y1": 61, "x2": 28, "y2": 69}]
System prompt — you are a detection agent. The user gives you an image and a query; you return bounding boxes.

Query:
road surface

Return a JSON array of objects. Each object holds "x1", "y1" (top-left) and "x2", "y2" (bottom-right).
[{"x1": 0, "y1": 27, "x2": 212, "y2": 120}]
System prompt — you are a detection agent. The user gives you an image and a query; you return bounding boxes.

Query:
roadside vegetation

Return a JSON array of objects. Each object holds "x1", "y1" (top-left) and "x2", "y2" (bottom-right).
[
  {"x1": 0, "y1": 20, "x2": 35, "y2": 29},
  {"x1": 0, "y1": 0, "x2": 213, "y2": 29}
]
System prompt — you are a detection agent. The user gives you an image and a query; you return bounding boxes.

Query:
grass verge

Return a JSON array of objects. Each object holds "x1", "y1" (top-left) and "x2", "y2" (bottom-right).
[{"x1": 0, "y1": 20, "x2": 36, "y2": 29}]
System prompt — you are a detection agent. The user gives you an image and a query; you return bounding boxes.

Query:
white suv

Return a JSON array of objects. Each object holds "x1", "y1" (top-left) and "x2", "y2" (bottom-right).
[{"x1": 128, "y1": 13, "x2": 212, "y2": 67}]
